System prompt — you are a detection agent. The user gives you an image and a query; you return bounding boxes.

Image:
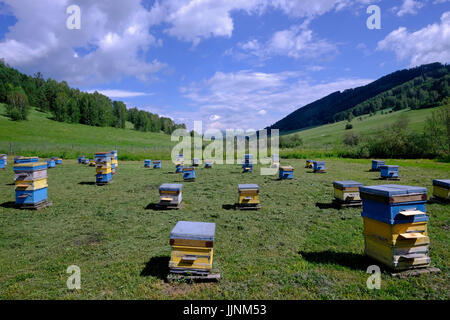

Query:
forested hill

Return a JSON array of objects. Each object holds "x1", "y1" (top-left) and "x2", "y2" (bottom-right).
[
  {"x1": 0, "y1": 60, "x2": 185, "y2": 133},
  {"x1": 268, "y1": 62, "x2": 450, "y2": 133}
]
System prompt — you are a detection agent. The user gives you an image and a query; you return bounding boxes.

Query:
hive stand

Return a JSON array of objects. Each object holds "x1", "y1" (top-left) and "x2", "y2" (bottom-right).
[
  {"x1": 234, "y1": 203, "x2": 261, "y2": 210},
  {"x1": 167, "y1": 270, "x2": 221, "y2": 282},
  {"x1": 379, "y1": 177, "x2": 400, "y2": 181},
  {"x1": 155, "y1": 202, "x2": 184, "y2": 210},
  {"x1": 16, "y1": 200, "x2": 53, "y2": 210},
  {"x1": 313, "y1": 169, "x2": 327, "y2": 173},
  {"x1": 332, "y1": 199, "x2": 362, "y2": 208},
  {"x1": 391, "y1": 267, "x2": 440, "y2": 278}
]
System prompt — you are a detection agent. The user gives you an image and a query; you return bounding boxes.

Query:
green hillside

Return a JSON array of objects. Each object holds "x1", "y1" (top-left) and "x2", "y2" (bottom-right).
[
  {"x1": 282, "y1": 107, "x2": 436, "y2": 150},
  {"x1": 0, "y1": 104, "x2": 175, "y2": 160}
]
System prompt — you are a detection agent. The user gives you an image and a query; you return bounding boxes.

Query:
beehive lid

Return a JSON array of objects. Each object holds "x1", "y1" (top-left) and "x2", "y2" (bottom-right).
[
  {"x1": 433, "y1": 179, "x2": 450, "y2": 188},
  {"x1": 333, "y1": 180, "x2": 363, "y2": 188},
  {"x1": 95, "y1": 152, "x2": 113, "y2": 157},
  {"x1": 183, "y1": 166, "x2": 195, "y2": 171},
  {"x1": 160, "y1": 183, "x2": 183, "y2": 191},
  {"x1": 145, "y1": 159, "x2": 151, "y2": 161},
  {"x1": 372, "y1": 160, "x2": 385, "y2": 163},
  {"x1": 314, "y1": 161, "x2": 325, "y2": 165},
  {"x1": 239, "y1": 184, "x2": 259, "y2": 190},
  {"x1": 170, "y1": 221, "x2": 215, "y2": 241},
  {"x1": 380, "y1": 165, "x2": 398, "y2": 169},
  {"x1": 280, "y1": 166, "x2": 293, "y2": 171},
  {"x1": 13, "y1": 162, "x2": 48, "y2": 171},
  {"x1": 360, "y1": 185, "x2": 427, "y2": 197}
]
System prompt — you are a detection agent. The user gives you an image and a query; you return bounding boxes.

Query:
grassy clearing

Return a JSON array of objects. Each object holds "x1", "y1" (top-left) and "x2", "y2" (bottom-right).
[
  {"x1": 282, "y1": 107, "x2": 438, "y2": 150},
  {"x1": 0, "y1": 104, "x2": 175, "y2": 160},
  {"x1": 0, "y1": 158, "x2": 448, "y2": 299}
]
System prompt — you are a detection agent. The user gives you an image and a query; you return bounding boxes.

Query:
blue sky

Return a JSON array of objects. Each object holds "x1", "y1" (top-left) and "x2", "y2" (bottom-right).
[{"x1": 0, "y1": 0, "x2": 449, "y2": 130}]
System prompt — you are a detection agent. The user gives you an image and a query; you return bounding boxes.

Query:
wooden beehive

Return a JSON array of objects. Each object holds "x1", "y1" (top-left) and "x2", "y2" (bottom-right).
[
  {"x1": 13, "y1": 162, "x2": 50, "y2": 209},
  {"x1": 159, "y1": 183, "x2": 183, "y2": 208},
  {"x1": 237, "y1": 184, "x2": 260, "y2": 209},
  {"x1": 279, "y1": 166, "x2": 294, "y2": 179},
  {"x1": 333, "y1": 180, "x2": 363, "y2": 202},
  {"x1": 432, "y1": 179, "x2": 450, "y2": 201},
  {"x1": 183, "y1": 166, "x2": 196, "y2": 181}
]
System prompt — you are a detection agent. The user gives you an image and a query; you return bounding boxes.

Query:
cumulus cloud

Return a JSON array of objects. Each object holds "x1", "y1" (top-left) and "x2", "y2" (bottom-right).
[
  {"x1": 0, "y1": 0, "x2": 166, "y2": 85},
  {"x1": 377, "y1": 11, "x2": 450, "y2": 66},
  {"x1": 394, "y1": 0, "x2": 425, "y2": 17},
  {"x1": 86, "y1": 89, "x2": 154, "y2": 98},
  {"x1": 180, "y1": 70, "x2": 372, "y2": 130}
]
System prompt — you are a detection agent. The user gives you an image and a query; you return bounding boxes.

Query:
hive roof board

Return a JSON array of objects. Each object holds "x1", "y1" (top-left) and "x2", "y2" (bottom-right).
[
  {"x1": 238, "y1": 184, "x2": 259, "y2": 190},
  {"x1": 380, "y1": 165, "x2": 399, "y2": 169},
  {"x1": 433, "y1": 179, "x2": 450, "y2": 188},
  {"x1": 170, "y1": 221, "x2": 215, "y2": 241},
  {"x1": 313, "y1": 161, "x2": 325, "y2": 165},
  {"x1": 159, "y1": 183, "x2": 183, "y2": 192},
  {"x1": 360, "y1": 185, "x2": 427, "y2": 197},
  {"x1": 333, "y1": 180, "x2": 364, "y2": 188},
  {"x1": 13, "y1": 162, "x2": 48, "y2": 171},
  {"x1": 280, "y1": 166, "x2": 293, "y2": 171},
  {"x1": 95, "y1": 152, "x2": 114, "y2": 157},
  {"x1": 372, "y1": 160, "x2": 385, "y2": 163}
]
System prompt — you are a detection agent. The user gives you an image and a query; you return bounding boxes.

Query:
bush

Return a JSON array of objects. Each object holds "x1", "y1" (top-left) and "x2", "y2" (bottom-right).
[
  {"x1": 279, "y1": 134, "x2": 304, "y2": 149},
  {"x1": 343, "y1": 132, "x2": 360, "y2": 146},
  {"x1": 345, "y1": 123, "x2": 353, "y2": 130}
]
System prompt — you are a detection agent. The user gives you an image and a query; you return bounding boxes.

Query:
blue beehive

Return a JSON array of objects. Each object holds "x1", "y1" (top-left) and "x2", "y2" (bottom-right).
[
  {"x1": 96, "y1": 173, "x2": 112, "y2": 184},
  {"x1": 144, "y1": 159, "x2": 152, "y2": 168},
  {"x1": 313, "y1": 161, "x2": 326, "y2": 172},
  {"x1": 47, "y1": 160, "x2": 55, "y2": 168},
  {"x1": 15, "y1": 188, "x2": 48, "y2": 205},
  {"x1": 360, "y1": 185, "x2": 428, "y2": 224},
  {"x1": 175, "y1": 164, "x2": 184, "y2": 173},
  {"x1": 153, "y1": 160, "x2": 162, "y2": 169},
  {"x1": 14, "y1": 162, "x2": 49, "y2": 208},
  {"x1": 95, "y1": 152, "x2": 113, "y2": 185},
  {"x1": 380, "y1": 165, "x2": 399, "y2": 179},
  {"x1": 279, "y1": 166, "x2": 294, "y2": 179},
  {"x1": 371, "y1": 160, "x2": 385, "y2": 171},
  {"x1": 183, "y1": 167, "x2": 196, "y2": 180},
  {"x1": 14, "y1": 156, "x2": 39, "y2": 164},
  {"x1": 242, "y1": 154, "x2": 253, "y2": 172},
  {"x1": 78, "y1": 156, "x2": 86, "y2": 164},
  {"x1": 0, "y1": 154, "x2": 6, "y2": 169},
  {"x1": 205, "y1": 161, "x2": 212, "y2": 168},
  {"x1": 51, "y1": 157, "x2": 63, "y2": 165}
]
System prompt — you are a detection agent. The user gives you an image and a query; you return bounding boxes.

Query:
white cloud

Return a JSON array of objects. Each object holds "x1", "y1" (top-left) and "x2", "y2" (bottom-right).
[
  {"x1": 377, "y1": 11, "x2": 450, "y2": 66},
  {"x1": 180, "y1": 70, "x2": 372, "y2": 130},
  {"x1": 86, "y1": 89, "x2": 154, "y2": 98},
  {"x1": 0, "y1": 0, "x2": 166, "y2": 85},
  {"x1": 395, "y1": 0, "x2": 425, "y2": 17}
]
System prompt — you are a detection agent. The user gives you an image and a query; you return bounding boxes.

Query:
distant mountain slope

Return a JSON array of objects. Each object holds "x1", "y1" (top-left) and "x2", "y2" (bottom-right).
[{"x1": 268, "y1": 62, "x2": 450, "y2": 133}]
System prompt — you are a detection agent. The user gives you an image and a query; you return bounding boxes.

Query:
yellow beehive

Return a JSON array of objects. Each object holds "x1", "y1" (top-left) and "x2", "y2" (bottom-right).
[
  {"x1": 432, "y1": 179, "x2": 450, "y2": 200},
  {"x1": 305, "y1": 160, "x2": 314, "y2": 168},
  {"x1": 238, "y1": 184, "x2": 260, "y2": 208},
  {"x1": 169, "y1": 246, "x2": 214, "y2": 272},
  {"x1": 333, "y1": 181, "x2": 363, "y2": 202},
  {"x1": 96, "y1": 166, "x2": 112, "y2": 174},
  {"x1": 15, "y1": 178, "x2": 48, "y2": 191}
]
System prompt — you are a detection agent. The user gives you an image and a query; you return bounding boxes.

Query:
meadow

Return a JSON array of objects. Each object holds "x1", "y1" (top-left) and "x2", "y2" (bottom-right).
[{"x1": 0, "y1": 157, "x2": 448, "y2": 299}]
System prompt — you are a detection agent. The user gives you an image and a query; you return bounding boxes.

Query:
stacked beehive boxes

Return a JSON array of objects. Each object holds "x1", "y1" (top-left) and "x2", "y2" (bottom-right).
[
  {"x1": 14, "y1": 161, "x2": 51, "y2": 209},
  {"x1": 279, "y1": 166, "x2": 294, "y2": 179},
  {"x1": 237, "y1": 184, "x2": 260, "y2": 209},
  {"x1": 144, "y1": 159, "x2": 152, "y2": 168},
  {"x1": 95, "y1": 152, "x2": 113, "y2": 185},
  {"x1": 380, "y1": 165, "x2": 399, "y2": 180},
  {"x1": 47, "y1": 159, "x2": 55, "y2": 169},
  {"x1": 14, "y1": 156, "x2": 38, "y2": 164},
  {"x1": 360, "y1": 185, "x2": 431, "y2": 271},
  {"x1": 333, "y1": 180, "x2": 363, "y2": 207},
  {"x1": 169, "y1": 221, "x2": 216, "y2": 275},
  {"x1": 0, "y1": 154, "x2": 6, "y2": 169},
  {"x1": 432, "y1": 179, "x2": 450, "y2": 201},
  {"x1": 313, "y1": 161, "x2": 326, "y2": 173},
  {"x1": 111, "y1": 150, "x2": 118, "y2": 174},
  {"x1": 371, "y1": 160, "x2": 385, "y2": 171},
  {"x1": 183, "y1": 166, "x2": 196, "y2": 181},
  {"x1": 88, "y1": 159, "x2": 96, "y2": 167},
  {"x1": 242, "y1": 154, "x2": 253, "y2": 172},
  {"x1": 158, "y1": 183, "x2": 183, "y2": 209},
  {"x1": 305, "y1": 160, "x2": 314, "y2": 168},
  {"x1": 153, "y1": 160, "x2": 162, "y2": 169}
]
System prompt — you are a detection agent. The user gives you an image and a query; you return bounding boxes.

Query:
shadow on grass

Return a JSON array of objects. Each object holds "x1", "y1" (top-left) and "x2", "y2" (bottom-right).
[
  {"x1": 141, "y1": 256, "x2": 170, "y2": 280},
  {"x1": 222, "y1": 204, "x2": 236, "y2": 210},
  {"x1": 0, "y1": 201, "x2": 17, "y2": 209},
  {"x1": 315, "y1": 202, "x2": 338, "y2": 210},
  {"x1": 5, "y1": 183, "x2": 15, "y2": 186},
  {"x1": 78, "y1": 181, "x2": 96, "y2": 185},
  {"x1": 298, "y1": 250, "x2": 369, "y2": 270}
]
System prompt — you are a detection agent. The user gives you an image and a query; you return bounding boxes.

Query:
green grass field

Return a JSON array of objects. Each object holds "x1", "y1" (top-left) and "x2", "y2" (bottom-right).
[
  {"x1": 282, "y1": 107, "x2": 438, "y2": 150},
  {"x1": 0, "y1": 104, "x2": 175, "y2": 160},
  {"x1": 0, "y1": 158, "x2": 448, "y2": 299}
]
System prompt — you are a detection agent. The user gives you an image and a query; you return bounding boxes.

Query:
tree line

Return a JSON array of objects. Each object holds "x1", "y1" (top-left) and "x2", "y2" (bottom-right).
[{"x1": 0, "y1": 60, "x2": 185, "y2": 133}]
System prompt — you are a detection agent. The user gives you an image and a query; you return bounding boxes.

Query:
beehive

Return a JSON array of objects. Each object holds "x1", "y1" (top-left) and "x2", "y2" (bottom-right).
[
  {"x1": 192, "y1": 158, "x2": 200, "y2": 167},
  {"x1": 95, "y1": 152, "x2": 113, "y2": 185},
  {"x1": 153, "y1": 160, "x2": 162, "y2": 169},
  {"x1": 313, "y1": 161, "x2": 326, "y2": 173},
  {"x1": 204, "y1": 161, "x2": 213, "y2": 168},
  {"x1": 176, "y1": 154, "x2": 184, "y2": 164},
  {"x1": 51, "y1": 157, "x2": 63, "y2": 165},
  {"x1": 13, "y1": 162, "x2": 50, "y2": 209},
  {"x1": 242, "y1": 154, "x2": 253, "y2": 172},
  {"x1": 78, "y1": 156, "x2": 86, "y2": 164},
  {"x1": 88, "y1": 159, "x2": 96, "y2": 167},
  {"x1": 47, "y1": 159, "x2": 55, "y2": 169},
  {"x1": 159, "y1": 183, "x2": 183, "y2": 208},
  {"x1": 183, "y1": 166, "x2": 196, "y2": 181},
  {"x1": 0, "y1": 154, "x2": 6, "y2": 169},
  {"x1": 175, "y1": 164, "x2": 184, "y2": 173},
  {"x1": 279, "y1": 166, "x2": 294, "y2": 179},
  {"x1": 14, "y1": 156, "x2": 38, "y2": 164},
  {"x1": 333, "y1": 180, "x2": 363, "y2": 203},
  {"x1": 380, "y1": 165, "x2": 399, "y2": 179},
  {"x1": 111, "y1": 150, "x2": 118, "y2": 174},
  {"x1": 144, "y1": 159, "x2": 152, "y2": 168},
  {"x1": 82, "y1": 158, "x2": 90, "y2": 165},
  {"x1": 169, "y1": 221, "x2": 215, "y2": 275},
  {"x1": 305, "y1": 160, "x2": 314, "y2": 168},
  {"x1": 360, "y1": 185, "x2": 431, "y2": 270},
  {"x1": 237, "y1": 184, "x2": 260, "y2": 209},
  {"x1": 371, "y1": 160, "x2": 385, "y2": 171},
  {"x1": 432, "y1": 179, "x2": 450, "y2": 201}
]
